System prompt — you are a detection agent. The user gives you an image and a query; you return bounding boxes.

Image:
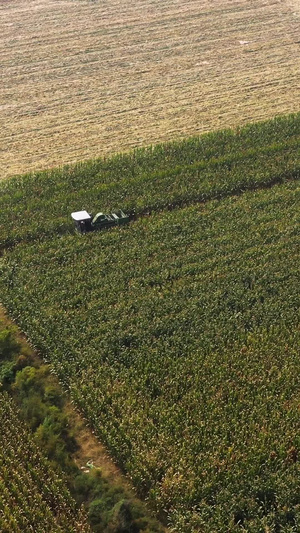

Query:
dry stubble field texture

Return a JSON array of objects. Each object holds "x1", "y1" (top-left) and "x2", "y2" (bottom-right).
[{"x1": 0, "y1": 0, "x2": 299, "y2": 179}]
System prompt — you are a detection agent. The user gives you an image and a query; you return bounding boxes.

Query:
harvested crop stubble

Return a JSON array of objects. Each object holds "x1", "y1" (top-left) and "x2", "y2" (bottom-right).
[{"x1": 0, "y1": 0, "x2": 299, "y2": 178}]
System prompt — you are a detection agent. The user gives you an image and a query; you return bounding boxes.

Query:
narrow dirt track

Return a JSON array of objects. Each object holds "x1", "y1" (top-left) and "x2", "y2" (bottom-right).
[{"x1": 0, "y1": 0, "x2": 299, "y2": 179}]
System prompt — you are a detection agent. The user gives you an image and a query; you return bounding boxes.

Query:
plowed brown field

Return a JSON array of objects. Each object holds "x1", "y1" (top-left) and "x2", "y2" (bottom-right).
[{"x1": 0, "y1": 0, "x2": 299, "y2": 179}]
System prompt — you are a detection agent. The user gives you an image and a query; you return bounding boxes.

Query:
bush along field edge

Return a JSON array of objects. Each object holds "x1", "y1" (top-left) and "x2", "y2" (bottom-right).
[{"x1": 0, "y1": 309, "x2": 165, "y2": 533}]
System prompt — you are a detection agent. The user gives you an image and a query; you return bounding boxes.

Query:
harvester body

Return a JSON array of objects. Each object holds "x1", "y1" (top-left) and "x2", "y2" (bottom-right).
[{"x1": 71, "y1": 209, "x2": 129, "y2": 233}]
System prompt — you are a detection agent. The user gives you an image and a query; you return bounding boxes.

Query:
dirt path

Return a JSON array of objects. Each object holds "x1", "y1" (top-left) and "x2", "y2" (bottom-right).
[{"x1": 65, "y1": 400, "x2": 135, "y2": 492}]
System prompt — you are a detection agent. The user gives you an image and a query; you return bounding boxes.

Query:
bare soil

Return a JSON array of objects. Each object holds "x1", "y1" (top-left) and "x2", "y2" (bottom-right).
[
  {"x1": 65, "y1": 401, "x2": 135, "y2": 490},
  {"x1": 0, "y1": 0, "x2": 299, "y2": 179}
]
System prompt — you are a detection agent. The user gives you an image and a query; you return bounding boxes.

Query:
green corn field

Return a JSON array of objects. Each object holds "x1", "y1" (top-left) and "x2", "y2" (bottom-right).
[{"x1": 0, "y1": 113, "x2": 299, "y2": 531}]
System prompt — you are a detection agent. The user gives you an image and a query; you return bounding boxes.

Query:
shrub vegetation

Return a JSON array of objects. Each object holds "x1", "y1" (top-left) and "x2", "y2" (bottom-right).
[
  {"x1": 0, "y1": 391, "x2": 90, "y2": 532},
  {"x1": 0, "y1": 319, "x2": 162, "y2": 532}
]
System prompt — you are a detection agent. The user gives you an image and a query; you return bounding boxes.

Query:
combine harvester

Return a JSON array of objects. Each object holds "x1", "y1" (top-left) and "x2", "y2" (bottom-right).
[{"x1": 71, "y1": 209, "x2": 130, "y2": 233}]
